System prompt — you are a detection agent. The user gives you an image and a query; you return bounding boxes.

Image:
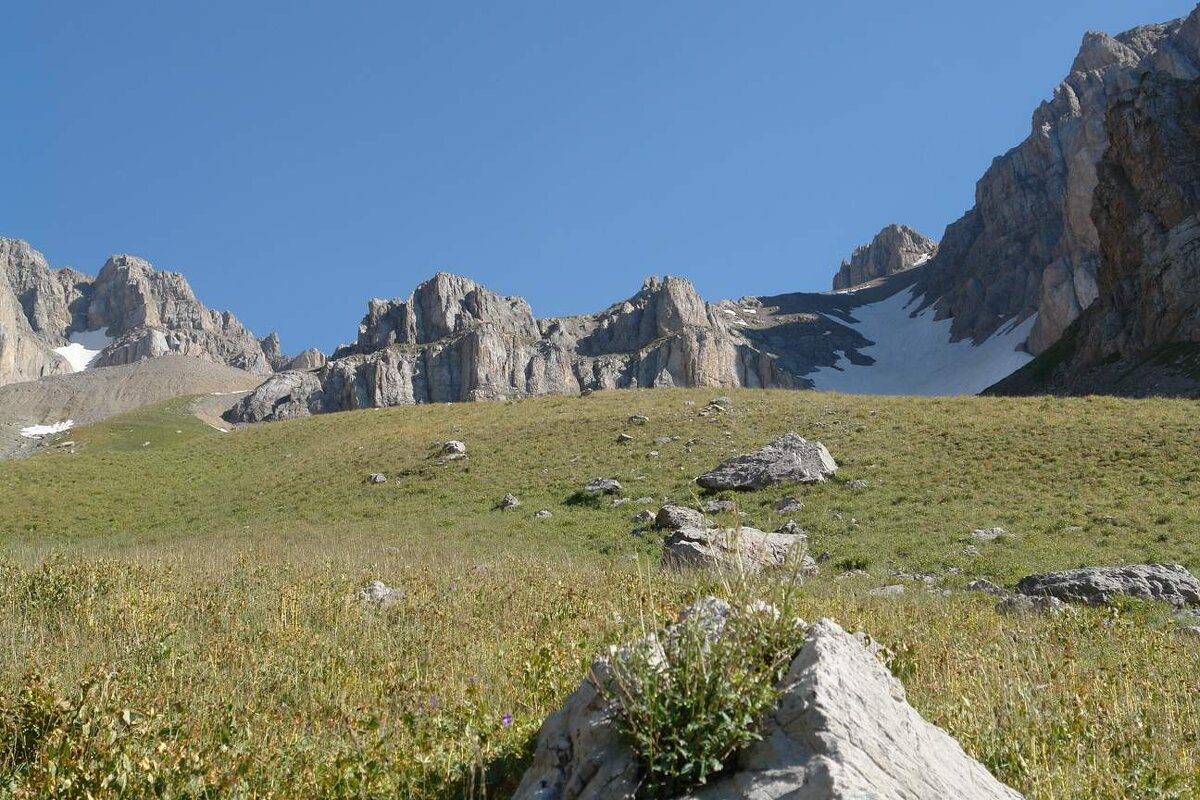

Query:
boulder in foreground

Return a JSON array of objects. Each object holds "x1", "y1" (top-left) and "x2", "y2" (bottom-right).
[
  {"x1": 696, "y1": 433, "x2": 837, "y2": 490},
  {"x1": 1016, "y1": 564, "x2": 1200, "y2": 608},
  {"x1": 512, "y1": 603, "x2": 1023, "y2": 800}
]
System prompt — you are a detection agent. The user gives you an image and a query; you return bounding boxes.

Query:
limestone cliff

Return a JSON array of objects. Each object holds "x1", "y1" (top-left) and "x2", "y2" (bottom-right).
[
  {"x1": 915, "y1": 10, "x2": 1200, "y2": 354},
  {"x1": 0, "y1": 239, "x2": 273, "y2": 386},
  {"x1": 990, "y1": 71, "x2": 1200, "y2": 397},
  {"x1": 227, "y1": 273, "x2": 792, "y2": 422}
]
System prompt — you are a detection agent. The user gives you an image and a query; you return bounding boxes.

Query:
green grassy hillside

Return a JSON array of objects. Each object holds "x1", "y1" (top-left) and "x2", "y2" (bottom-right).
[{"x1": 2, "y1": 389, "x2": 1198, "y2": 798}]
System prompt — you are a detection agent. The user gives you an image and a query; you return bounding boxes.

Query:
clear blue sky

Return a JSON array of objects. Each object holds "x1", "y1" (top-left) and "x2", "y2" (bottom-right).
[{"x1": 2, "y1": 1, "x2": 1192, "y2": 353}]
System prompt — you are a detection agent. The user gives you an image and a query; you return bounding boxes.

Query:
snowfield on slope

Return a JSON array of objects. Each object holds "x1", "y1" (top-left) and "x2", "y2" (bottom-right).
[
  {"x1": 52, "y1": 330, "x2": 112, "y2": 372},
  {"x1": 808, "y1": 288, "x2": 1036, "y2": 395},
  {"x1": 20, "y1": 420, "x2": 75, "y2": 438}
]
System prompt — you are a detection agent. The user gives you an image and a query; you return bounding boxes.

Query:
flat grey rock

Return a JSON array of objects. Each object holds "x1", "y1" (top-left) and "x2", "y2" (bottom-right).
[
  {"x1": 697, "y1": 433, "x2": 837, "y2": 490},
  {"x1": 655, "y1": 505, "x2": 708, "y2": 530},
  {"x1": 662, "y1": 526, "x2": 815, "y2": 575},
  {"x1": 585, "y1": 477, "x2": 622, "y2": 495},
  {"x1": 1016, "y1": 564, "x2": 1200, "y2": 608}
]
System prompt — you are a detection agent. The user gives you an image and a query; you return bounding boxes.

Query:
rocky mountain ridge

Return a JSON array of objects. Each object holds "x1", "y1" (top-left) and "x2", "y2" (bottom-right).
[
  {"x1": 0, "y1": 238, "x2": 275, "y2": 387},
  {"x1": 914, "y1": 9, "x2": 1200, "y2": 355},
  {"x1": 832, "y1": 224, "x2": 937, "y2": 291},
  {"x1": 990, "y1": 70, "x2": 1200, "y2": 397}
]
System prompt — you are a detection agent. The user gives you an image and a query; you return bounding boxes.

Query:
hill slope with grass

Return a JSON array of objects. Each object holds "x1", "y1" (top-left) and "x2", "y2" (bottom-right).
[{"x1": 1, "y1": 389, "x2": 1198, "y2": 798}]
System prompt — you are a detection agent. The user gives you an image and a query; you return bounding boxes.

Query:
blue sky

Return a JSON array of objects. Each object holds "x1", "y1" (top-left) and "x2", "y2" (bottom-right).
[{"x1": 2, "y1": 1, "x2": 1191, "y2": 353}]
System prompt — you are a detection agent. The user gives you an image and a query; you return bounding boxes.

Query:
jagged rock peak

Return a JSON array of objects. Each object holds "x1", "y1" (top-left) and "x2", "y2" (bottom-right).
[
  {"x1": 356, "y1": 271, "x2": 539, "y2": 354},
  {"x1": 832, "y1": 224, "x2": 938, "y2": 291}
]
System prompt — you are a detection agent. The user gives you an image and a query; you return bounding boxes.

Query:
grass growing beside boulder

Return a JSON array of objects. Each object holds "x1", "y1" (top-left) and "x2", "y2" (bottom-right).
[{"x1": 0, "y1": 388, "x2": 1198, "y2": 797}]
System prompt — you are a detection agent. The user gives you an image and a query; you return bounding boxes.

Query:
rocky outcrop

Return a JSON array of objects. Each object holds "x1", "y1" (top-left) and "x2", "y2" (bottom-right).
[
  {"x1": 832, "y1": 224, "x2": 937, "y2": 291},
  {"x1": 228, "y1": 273, "x2": 794, "y2": 422},
  {"x1": 662, "y1": 526, "x2": 814, "y2": 574},
  {"x1": 513, "y1": 602, "x2": 1024, "y2": 800},
  {"x1": 695, "y1": 433, "x2": 838, "y2": 490},
  {"x1": 1016, "y1": 564, "x2": 1200, "y2": 608},
  {"x1": 914, "y1": 11, "x2": 1200, "y2": 355},
  {"x1": 991, "y1": 71, "x2": 1200, "y2": 397},
  {"x1": 0, "y1": 240, "x2": 274, "y2": 387}
]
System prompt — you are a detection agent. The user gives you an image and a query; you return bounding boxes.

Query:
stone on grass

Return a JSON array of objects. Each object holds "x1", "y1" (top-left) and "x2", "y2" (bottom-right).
[
  {"x1": 966, "y1": 579, "x2": 1009, "y2": 597},
  {"x1": 499, "y1": 493, "x2": 521, "y2": 510},
  {"x1": 702, "y1": 499, "x2": 736, "y2": 514},
  {"x1": 971, "y1": 527, "x2": 1009, "y2": 541},
  {"x1": 585, "y1": 477, "x2": 623, "y2": 495},
  {"x1": 358, "y1": 581, "x2": 403, "y2": 608},
  {"x1": 774, "y1": 496, "x2": 805, "y2": 513},
  {"x1": 655, "y1": 505, "x2": 708, "y2": 530},
  {"x1": 534, "y1": 510, "x2": 553, "y2": 519},
  {"x1": 868, "y1": 585, "x2": 906, "y2": 597},
  {"x1": 631, "y1": 510, "x2": 655, "y2": 524},
  {"x1": 443, "y1": 440, "x2": 467, "y2": 456},
  {"x1": 846, "y1": 479, "x2": 869, "y2": 489},
  {"x1": 1015, "y1": 564, "x2": 1200, "y2": 608},
  {"x1": 512, "y1": 604, "x2": 1024, "y2": 800},
  {"x1": 368, "y1": 473, "x2": 387, "y2": 484},
  {"x1": 617, "y1": 433, "x2": 634, "y2": 443},
  {"x1": 697, "y1": 433, "x2": 837, "y2": 490},
  {"x1": 663, "y1": 526, "x2": 816, "y2": 576},
  {"x1": 628, "y1": 415, "x2": 649, "y2": 425},
  {"x1": 775, "y1": 521, "x2": 808, "y2": 538}
]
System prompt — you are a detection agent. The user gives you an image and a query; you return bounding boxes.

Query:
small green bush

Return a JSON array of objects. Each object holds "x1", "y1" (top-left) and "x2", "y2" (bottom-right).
[{"x1": 602, "y1": 592, "x2": 806, "y2": 798}]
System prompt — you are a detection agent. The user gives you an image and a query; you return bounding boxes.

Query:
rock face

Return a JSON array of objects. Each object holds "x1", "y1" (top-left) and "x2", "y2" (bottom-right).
[
  {"x1": 696, "y1": 433, "x2": 838, "y2": 490},
  {"x1": 991, "y1": 70, "x2": 1200, "y2": 397},
  {"x1": 1016, "y1": 564, "x2": 1200, "y2": 608},
  {"x1": 0, "y1": 239, "x2": 274, "y2": 387},
  {"x1": 512, "y1": 605, "x2": 1023, "y2": 800},
  {"x1": 832, "y1": 224, "x2": 937, "y2": 291},
  {"x1": 228, "y1": 273, "x2": 794, "y2": 422},
  {"x1": 662, "y1": 526, "x2": 813, "y2": 574},
  {"x1": 914, "y1": 11, "x2": 1200, "y2": 355}
]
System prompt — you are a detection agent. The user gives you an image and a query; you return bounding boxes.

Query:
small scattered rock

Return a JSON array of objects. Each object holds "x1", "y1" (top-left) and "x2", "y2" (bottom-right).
[
  {"x1": 971, "y1": 527, "x2": 1009, "y2": 542},
  {"x1": 868, "y1": 585, "x2": 906, "y2": 597},
  {"x1": 634, "y1": 496, "x2": 655, "y2": 504},
  {"x1": 655, "y1": 505, "x2": 708, "y2": 530},
  {"x1": 499, "y1": 493, "x2": 521, "y2": 510},
  {"x1": 963, "y1": 545, "x2": 981, "y2": 558},
  {"x1": 616, "y1": 433, "x2": 634, "y2": 443},
  {"x1": 774, "y1": 496, "x2": 805, "y2": 513},
  {"x1": 653, "y1": 436, "x2": 673, "y2": 446},
  {"x1": 628, "y1": 415, "x2": 649, "y2": 425},
  {"x1": 631, "y1": 510, "x2": 655, "y2": 524},
  {"x1": 966, "y1": 579, "x2": 1008, "y2": 597},
  {"x1": 709, "y1": 396, "x2": 733, "y2": 407},
  {"x1": 358, "y1": 581, "x2": 403, "y2": 608},
  {"x1": 846, "y1": 479, "x2": 869, "y2": 489},
  {"x1": 663, "y1": 526, "x2": 815, "y2": 575},
  {"x1": 443, "y1": 440, "x2": 467, "y2": 456},
  {"x1": 609, "y1": 497, "x2": 630, "y2": 507},
  {"x1": 702, "y1": 499, "x2": 736, "y2": 514},
  {"x1": 775, "y1": 520, "x2": 808, "y2": 539},
  {"x1": 585, "y1": 477, "x2": 623, "y2": 495},
  {"x1": 647, "y1": 451, "x2": 660, "y2": 458},
  {"x1": 368, "y1": 473, "x2": 387, "y2": 484},
  {"x1": 534, "y1": 510, "x2": 553, "y2": 519}
]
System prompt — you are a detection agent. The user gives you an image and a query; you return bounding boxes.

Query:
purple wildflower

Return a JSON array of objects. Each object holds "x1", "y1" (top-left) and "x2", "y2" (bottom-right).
[{"x1": 501, "y1": 712, "x2": 513, "y2": 728}]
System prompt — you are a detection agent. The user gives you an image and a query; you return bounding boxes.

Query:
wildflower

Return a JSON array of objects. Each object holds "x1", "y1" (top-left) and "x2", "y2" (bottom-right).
[
  {"x1": 745, "y1": 599, "x2": 781, "y2": 620},
  {"x1": 501, "y1": 712, "x2": 513, "y2": 727}
]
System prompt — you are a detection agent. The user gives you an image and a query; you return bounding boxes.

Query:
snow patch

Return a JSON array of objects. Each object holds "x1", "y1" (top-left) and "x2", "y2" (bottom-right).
[
  {"x1": 53, "y1": 330, "x2": 112, "y2": 372},
  {"x1": 808, "y1": 289, "x2": 1036, "y2": 396},
  {"x1": 20, "y1": 420, "x2": 75, "y2": 438}
]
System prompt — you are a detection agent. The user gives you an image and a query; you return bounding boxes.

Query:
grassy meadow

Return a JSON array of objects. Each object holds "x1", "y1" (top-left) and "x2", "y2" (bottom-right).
[{"x1": 1, "y1": 388, "x2": 1198, "y2": 798}]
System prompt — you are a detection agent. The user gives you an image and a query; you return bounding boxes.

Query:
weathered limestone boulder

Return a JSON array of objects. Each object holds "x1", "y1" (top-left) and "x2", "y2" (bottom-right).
[
  {"x1": 832, "y1": 224, "x2": 938, "y2": 291},
  {"x1": 512, "y1": 605, "x2": 1024, "y2": 800},
  {"x1": 655, "y1": 505, "x2": 708, "y2": 530},
  {"x1": 696, "y1": 433, "x2": 837, "y2": 490},
  {"x1": 287, "y1": 347, "x2": 326, "y2": 371},
  {"x1": 443, "y1": 440, "x2": 467, "y2": 456},
  {"x1": 1016, "y1": 563, "x2": 1200, "y2": 607},
  {"x1": 357, "y1": 581, "x2": 403, "y2": 607},
  {"x1": 662, "y1": 526, "x2": 815, "y2": 575},
  {"x1": 585, "y1": 478, "x2": 622, "y2": 495},
  {"x1": 499, "y1": 493, "x2": 522, "y2": 510},
  {"x1": 996, "y1": 595, "x2": 1071, "y2": 616}
]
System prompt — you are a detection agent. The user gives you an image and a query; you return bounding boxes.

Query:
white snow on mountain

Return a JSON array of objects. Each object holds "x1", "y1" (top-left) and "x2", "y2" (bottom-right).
[
  {"x1": 808, "y1": 289, "x2": 1036, "y2": 396},
  {"x1": 52, "y1": 330, "x2": 112, "y2": 372},
  {"x1": 20, "y1": 420, "x2": 75, "y2": 438}
]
